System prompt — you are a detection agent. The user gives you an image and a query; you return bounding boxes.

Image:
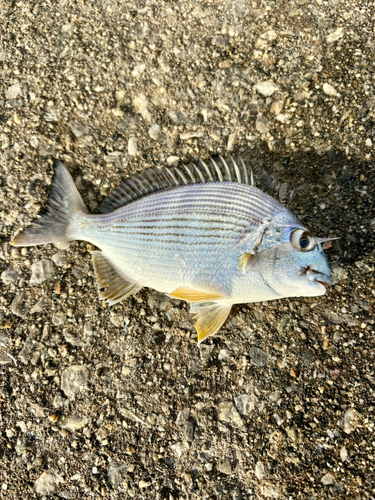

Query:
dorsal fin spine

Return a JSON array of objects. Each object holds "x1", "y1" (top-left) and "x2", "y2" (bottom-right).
[
  {"x1": 232, "y1": 157, "x2": 242, "y2": 183},
  {"x1": 175, "y1": 168, "x2": 189, "y2": 185},
  {"x1": 199, "y1": 159, "x2": 214, "y2": 182},
  {"x1": 193, "y1": 163, "x2": 205, "y2": 183},
  {"x1": 165, "y1": 167, "x2": 179, "y2": 186},
  {"x1": 238, "y1": 156, "x2": 249, "y2": 185},
  {"x1": 183, "y1": 164, "x2": 196, "y2": 183},
  {"x1": 220, "y1": 155, "x2": 232, "y2": 182},
  {"x1": 211, "y1": 158, "x2": 224, "y2": 181}
]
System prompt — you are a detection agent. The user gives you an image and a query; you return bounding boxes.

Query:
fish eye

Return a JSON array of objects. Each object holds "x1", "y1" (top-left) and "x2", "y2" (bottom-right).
[{"x1": 291, "y1": 229, "x2": 315, "y2": 252}]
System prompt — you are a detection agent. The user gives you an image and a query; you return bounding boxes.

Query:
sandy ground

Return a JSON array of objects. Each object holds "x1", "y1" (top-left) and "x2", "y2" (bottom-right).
[{"x1": 1, "y1": 0, "x2": 375, "y2": 498}]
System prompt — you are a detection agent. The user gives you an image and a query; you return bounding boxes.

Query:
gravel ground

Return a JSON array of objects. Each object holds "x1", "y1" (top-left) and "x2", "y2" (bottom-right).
[{"x1": 1, "y1": 1, "x2": 375, "y2": 499}]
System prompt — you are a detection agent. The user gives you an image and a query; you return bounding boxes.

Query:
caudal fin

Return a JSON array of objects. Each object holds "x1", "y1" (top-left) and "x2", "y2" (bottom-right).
[{"x1": 11, "y1": 160, "x2": 87, "y2": 247}]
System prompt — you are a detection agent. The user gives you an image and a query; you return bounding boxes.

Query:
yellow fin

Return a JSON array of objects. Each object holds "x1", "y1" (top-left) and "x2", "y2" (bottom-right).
[
  {"x1": 92, "y1": 251, "x2": 142, "y2": 305},
  {"x1": 238, "y1": 253, "x2": 255, "y2": 273},
  {"x1": 169, "y1": 286, "x2": 228, "y2": 302},
  {"x1": 190, "y1": 302, "x2": 232, "y2": 345}
]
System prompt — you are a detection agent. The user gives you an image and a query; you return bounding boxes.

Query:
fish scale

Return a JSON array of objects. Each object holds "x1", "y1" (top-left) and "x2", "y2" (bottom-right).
[{"x1": 12, "y1": 157, "x2": 332, "y2": 344}]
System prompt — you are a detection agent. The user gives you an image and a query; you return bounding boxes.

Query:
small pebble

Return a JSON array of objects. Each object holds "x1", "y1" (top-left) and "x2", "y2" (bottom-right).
[
  {"x1": 133, "y1": 93, "x2": 152, "y2": 122},
  {"x1": 128, "y1": 137, "x2": 138, "y2": 156},
  {"x1": 321, "y1": 473, "x2": 334, "y2": 486},
  {"x1": 275, "y1": 113, "x2": 290, "y2": 123},
  {"x1": 171, "y1": 441, "x2": 188, "y2": 458},
  {"x1": 180, "y1": 131, "x2": 203, "y2": 140},
  {"x1": 217, "y1": 402, "x2": 243, "y2": 426},
  {"x1": 31, "y1": 297, "x2": 46, "y2": 314},
  {"x1": 61, "y1": 365, "x2": 89, "y2": 399},
  {"x1": 139, "y1": 480, "x2": 150, "y2": 488},
  {"x1": 29, "y1": 259, "x2": 55, "y2": 286},
  {"x1": 217, "y1": 458, "x2": 232, "y2": 475},
  {"x1": 18, "y1": 337, "x2": 37, "y2": 364},
  {"x1": 148, "y1": 124, "x2": 161, "y2": 140},
  {"x1": 343, "y1": 409, "x2": 360, "y2": 434},
  {"x1": 34, "y1": 471, "x2": 64, "y2": 495},
  {"x1": 166, "y1": 156, "x2": 179, "y2": 166},
  {"x1": 234, "y1": 394, "x2": 256, "y2": 416},
  {"x1": 1, "y1": 267, "x2": 18, "y2": 285},
  {"x1": 72, "y1": 263, "x2": 89, "y2": 279},
  {"x1": 10, "y1": 292, "x2": 29, "y2": 318},
  {"x1": 108, "y1": 461, "x2": 129, "y2": 486},
  {"x1": 6, "y1": 84, "x2": 21, "y2": 99},
  {"x1": 270, "y1": 100, "x2": 284, "y2": 115},
  {"x1": 218, "y1": 349, "x2": 231, "y2": 361},
  {"x1": 323, "y1": 83, "x2": 338, "y2": 97},
  {"x1": 340, "y1": 447, "x2": 348, "y2": 461},
  {"x1": 249, "y1": 347, "x2": 269, "y2": 366},
  {"x1": 29, "y1": 136, "x2": 39, "y2": 148},
  {"x1": 69, "y1": 120, "x2": 88, "y2": 138},
  {"x1": 51, "y1": 253, "x2": 64, "y2": 267},
  {"x1": 60, "y1": 416, "x2": 88, "y2": 432},
  {"x1": 256, "y1": 114, "x2": 270, "y2": 134},
  {"x1": 255, "y1": 460, "x2": 265, "y2": 480},
  {"x1": 326, "y1": 27, "x2": 344, "y2": 44},
  {"x1": 52, "y1": 312, "x2": 66, "y2": 325},
  {"x1": 254, "y1": 81, "x2": 277, "y2": 97}
]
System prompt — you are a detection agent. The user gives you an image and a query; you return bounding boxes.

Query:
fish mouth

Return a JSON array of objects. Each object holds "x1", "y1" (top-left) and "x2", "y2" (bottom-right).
[{"x1": 305, "y1": 266, "x2": 332, "y2": 288}]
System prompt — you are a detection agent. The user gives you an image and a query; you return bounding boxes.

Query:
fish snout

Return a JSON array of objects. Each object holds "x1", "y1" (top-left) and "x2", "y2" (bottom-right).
[{"x1": 305, "y1": 266, "x2": 332, "y2": 288}]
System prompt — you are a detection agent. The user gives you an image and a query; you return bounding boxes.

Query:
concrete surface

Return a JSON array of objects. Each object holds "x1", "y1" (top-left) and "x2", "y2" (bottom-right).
[{"x1": 0, "y1": 0, "x2": 374, "y2": 499}]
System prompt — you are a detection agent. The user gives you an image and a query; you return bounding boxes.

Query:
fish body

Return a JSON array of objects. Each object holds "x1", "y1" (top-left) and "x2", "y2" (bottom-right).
[{"x1": 12, "y1": 157, "x2": 332, "y2": 343}]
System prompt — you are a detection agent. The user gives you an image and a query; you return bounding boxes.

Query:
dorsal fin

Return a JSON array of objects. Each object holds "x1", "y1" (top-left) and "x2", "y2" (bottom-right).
[{"x1": 99, "y1": 156, "x2": 254, "y2": 214}]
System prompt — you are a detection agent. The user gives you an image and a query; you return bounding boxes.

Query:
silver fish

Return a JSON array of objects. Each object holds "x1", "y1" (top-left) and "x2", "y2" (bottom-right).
[{"x1": 11, "y1": 157, "x2": 332, "y2": 344}]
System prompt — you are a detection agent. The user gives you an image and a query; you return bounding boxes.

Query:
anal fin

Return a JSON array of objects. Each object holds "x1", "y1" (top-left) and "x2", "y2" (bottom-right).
[
  {"x1": 190, "y1": 302, "x2": 232, "y2": 345},
  {"x1": 92, "y1": 251, "x2": 142, "y2": 305}
]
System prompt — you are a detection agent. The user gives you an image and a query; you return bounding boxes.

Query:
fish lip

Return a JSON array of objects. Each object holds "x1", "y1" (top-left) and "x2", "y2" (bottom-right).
[{"x1": 305, "y1": 266, "x2": 332, "y2": 288}]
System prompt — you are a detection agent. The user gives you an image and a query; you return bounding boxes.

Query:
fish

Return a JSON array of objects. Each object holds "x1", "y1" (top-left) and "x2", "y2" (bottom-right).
[{"x1": 11, "y1": 157, "x2": 333, "y2": 344}]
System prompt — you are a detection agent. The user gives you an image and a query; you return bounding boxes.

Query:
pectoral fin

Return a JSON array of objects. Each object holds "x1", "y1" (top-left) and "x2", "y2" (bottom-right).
[
  {"x1": 169, "y1": 286, "x2": 228, "y2": 302},
  {"x1": 238, "y1": 252, "x2": 256, "y2": 273},
  {"x1": 190, "y1": 302, "x2": 232, "y2": 345},
  {"x1": 92, "y1": 251, "x2": 142, "y2": 305}
]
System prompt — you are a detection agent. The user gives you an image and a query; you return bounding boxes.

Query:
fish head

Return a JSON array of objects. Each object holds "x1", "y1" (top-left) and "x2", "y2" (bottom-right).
[{"x1": 248, "y1": 224, "x2": 332, "y2": 298}]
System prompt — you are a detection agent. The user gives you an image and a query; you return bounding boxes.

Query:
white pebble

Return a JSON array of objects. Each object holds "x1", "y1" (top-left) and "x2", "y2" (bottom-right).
[
  {"x1": 260, "y1": 29, "x2": 277, "y2": 41},
  {"x1": 270, "y1": 100, "x2": 284, "y2": 115},
  {"x1": 6, "y1": 84, "x2": 21, "y2": 99},
  {"x1": 256, "y1": 114, "x2": 270, "y2": 134},
  {"x1": 340, "y1": 446, "x2": 348, "y2": 461},
  {"x1": 128, "y1": 137, "x2": 138, "y2": 156},
  {"x1": 29, "y1": 136, "x2": 39, "y2": 149},
  {"x1": 321, "y1": 473, "x2": 334, "y2": 485},
  {"x1": 323, "y1": 83, "x2": 338, "y2": 97},
  {"x1": 255, "y1": 460, "x2": 265, "y2": 480},
  {"x1": 180, "y1": 131, "x2": 203, "y2": 140},
  {"x1": 133, "y1": 93, "x2": 151, "y2": 122},
  {"x1": 275, "y1": 113, "x2": 290, "y2": 123},
  {"x1": 148, "y1": 124, "x2": 161, "y2": 140},
  {"x1": 326, "y1": 27, "x2": 344, "y2": 44},
  {"x1": 365, "y1": 138, "x2": 372, "y2": 147},
  {"x1": 166, "y1": 156, "x2": 179, "y2": 166},
  {"x1": 254, "y1": 81, "x2": 278, "y2": 97}
]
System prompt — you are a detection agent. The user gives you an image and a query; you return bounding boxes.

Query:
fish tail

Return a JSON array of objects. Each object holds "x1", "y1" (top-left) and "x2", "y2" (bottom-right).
[{"x1": 11, "y1": 160, "x2": 87, "y2": 247}]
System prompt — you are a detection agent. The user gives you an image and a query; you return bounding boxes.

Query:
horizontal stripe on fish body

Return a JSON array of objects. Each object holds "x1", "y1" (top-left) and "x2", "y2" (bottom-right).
[{"x1": 93, "y1": 183, "x2": 283, "y2": 223}]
